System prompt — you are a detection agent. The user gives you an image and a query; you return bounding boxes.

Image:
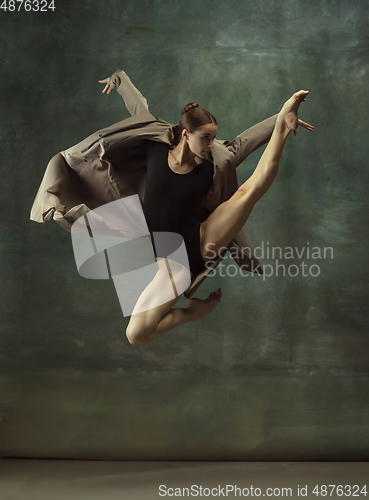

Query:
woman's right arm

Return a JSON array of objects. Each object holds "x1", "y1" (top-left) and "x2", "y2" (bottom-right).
[{"x1": 98, "y1": 69, "x2": 150, "y2": 116}]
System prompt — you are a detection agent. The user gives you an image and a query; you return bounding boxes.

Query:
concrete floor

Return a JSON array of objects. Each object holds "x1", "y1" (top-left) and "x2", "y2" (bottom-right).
[{"x1": 0, "y1": 460, "x2": 368, "y2": 500}]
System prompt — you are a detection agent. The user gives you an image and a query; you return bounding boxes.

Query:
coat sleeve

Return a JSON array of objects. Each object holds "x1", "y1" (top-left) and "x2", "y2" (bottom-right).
[
  {"x1": 225, "y1": 114, "x2": 278, "y2": 167},
  {"x1": 109, "y1": 69, "x2": 150, "y2": 116}
]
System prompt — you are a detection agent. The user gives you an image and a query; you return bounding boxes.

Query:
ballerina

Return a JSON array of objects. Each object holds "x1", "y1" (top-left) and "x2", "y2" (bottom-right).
[{"x1": 97, "y1": 78, "x2": 314, "y2": 345}]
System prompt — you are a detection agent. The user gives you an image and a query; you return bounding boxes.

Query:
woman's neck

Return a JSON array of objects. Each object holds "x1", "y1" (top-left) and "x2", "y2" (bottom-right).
[{"x1": 171, "y1": 139, "x2": 197, "y2": 167}]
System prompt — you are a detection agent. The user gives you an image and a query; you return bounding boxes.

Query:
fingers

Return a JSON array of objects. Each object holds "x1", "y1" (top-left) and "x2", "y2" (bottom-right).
[
  {"x1": 298, "y1": 119, "x2": 315, "y2": 131},
  {"x1": 98, "y1": 78, "x2": 112, "y2": 94},
  {"x1": 103, "y1": 83, "x2": 111, "y2": 94}
]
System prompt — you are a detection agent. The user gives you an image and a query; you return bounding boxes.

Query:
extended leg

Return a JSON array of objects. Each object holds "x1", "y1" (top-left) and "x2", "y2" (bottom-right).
[{"x1": 200, "y1": 90, "x2": 310, "y2": 262}]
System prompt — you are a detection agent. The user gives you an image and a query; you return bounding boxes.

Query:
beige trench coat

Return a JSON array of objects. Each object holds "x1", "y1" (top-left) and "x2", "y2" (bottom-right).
[{"x1": 30, "y1": 69, "x2": 277, "y2": 298}]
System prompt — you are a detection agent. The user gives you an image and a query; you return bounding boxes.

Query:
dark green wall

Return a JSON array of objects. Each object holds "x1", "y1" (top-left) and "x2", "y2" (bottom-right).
[{"x1": 1, "y1": 0, "x2": 368, "y2": 459}]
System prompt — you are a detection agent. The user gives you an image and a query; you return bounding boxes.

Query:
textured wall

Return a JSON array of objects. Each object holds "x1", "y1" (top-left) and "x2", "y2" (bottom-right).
[{"x1": 0, "y1": 0, "x2": 368, "y2": 459}]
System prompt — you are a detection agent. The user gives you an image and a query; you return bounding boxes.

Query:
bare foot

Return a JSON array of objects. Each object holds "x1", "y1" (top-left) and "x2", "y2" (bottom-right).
[
  {"x1": 277, "y1": 89, "x2": 309, "y2": 137},
  {"x1": 187, "y1": 288, "x2": 222, "y2": 320}
]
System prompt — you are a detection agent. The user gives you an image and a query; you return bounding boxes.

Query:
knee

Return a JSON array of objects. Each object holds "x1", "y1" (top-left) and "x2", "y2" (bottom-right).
[{"x1": 125, "y1": 323, "x2": 152, "y2": 346}]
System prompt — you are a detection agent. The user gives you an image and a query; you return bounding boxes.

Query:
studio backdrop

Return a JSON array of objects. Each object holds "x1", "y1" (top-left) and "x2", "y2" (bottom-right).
[{"x1": 0, "y1": 0, "x2": 368, "y2": 459}]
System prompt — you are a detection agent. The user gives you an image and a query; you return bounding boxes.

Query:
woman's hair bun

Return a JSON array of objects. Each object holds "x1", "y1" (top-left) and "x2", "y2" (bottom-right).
[{"x1": 182, "y1": 102, "x2": 199, "y2": 114}]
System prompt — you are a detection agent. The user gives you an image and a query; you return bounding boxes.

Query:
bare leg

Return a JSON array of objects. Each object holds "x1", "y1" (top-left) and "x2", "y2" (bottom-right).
[
  {"x1": 126, "y1": 258, "x2": 222, "y2": 346},
  {"x1": 200, "y1": 90, "x2": 310, "y2": 262}
]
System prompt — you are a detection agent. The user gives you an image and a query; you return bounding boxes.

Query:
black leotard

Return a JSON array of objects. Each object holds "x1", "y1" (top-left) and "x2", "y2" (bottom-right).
[{"x1": 143, "y1": 140, "x2": 214, "y2": 275}]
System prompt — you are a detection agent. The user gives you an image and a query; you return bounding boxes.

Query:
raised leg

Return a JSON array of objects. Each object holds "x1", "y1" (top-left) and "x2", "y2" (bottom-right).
[{"x1": 200, "y1": 90, "x2": 310, "y2": 262}]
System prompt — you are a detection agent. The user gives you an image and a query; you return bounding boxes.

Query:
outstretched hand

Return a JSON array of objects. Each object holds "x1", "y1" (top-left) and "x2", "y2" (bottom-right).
[{"x1": 98, "y1": 77, "x2": 112, "y2": 94}]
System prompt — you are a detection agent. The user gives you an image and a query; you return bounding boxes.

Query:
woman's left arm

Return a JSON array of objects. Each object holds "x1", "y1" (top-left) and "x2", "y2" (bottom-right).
[
  {"x1": 224, "y1": 114, "x2": 278, "y2": 168},
  {"x1": 225, "y1": 114, "x2": 314, "y2": 168}
]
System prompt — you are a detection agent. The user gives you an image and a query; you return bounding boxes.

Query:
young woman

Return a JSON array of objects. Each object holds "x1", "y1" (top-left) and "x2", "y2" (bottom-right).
[{"x1": 98, "y1": 77, "x2": 314, "y2": 346}]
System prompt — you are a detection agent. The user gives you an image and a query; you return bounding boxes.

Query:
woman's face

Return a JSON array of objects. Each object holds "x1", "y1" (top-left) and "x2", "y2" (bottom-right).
[{"x1": 184, "y1": 123, "x2": 218, "y2": 160}]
